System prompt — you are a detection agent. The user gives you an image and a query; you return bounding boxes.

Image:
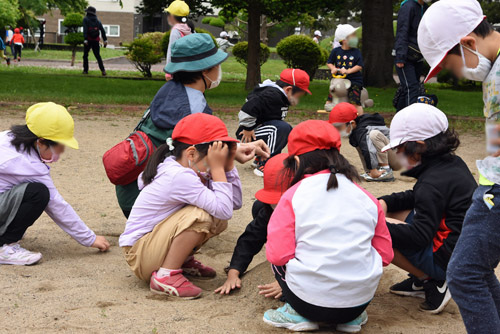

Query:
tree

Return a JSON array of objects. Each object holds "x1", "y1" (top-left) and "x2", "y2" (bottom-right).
[
  {"x1": 0, "y1": 0, "x2": 20, "y2": 29},
  {"x1": 126, "y1": 32, "x2": 164, "y2": 77},
  {"x1": 138, "y1": 0, "x2": 212, "y2": 19},
  {"x1": 62, "y1": 13, "x2": 84, "y2": 66},
  {"x1": 361, "y1": 0, "x2": 394, "y2": 87}
]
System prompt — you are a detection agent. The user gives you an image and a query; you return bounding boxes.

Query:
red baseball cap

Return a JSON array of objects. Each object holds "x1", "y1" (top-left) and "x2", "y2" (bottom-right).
[
  {"x1": 173, "y1": 113, "x2": 238, "y2": 145},
  {"x1": 329, "y1": 102, "x2": 358, "y2": 124},
  {"x1": 280, "y1": 68, "x2": 312, "y2": 95},
  {"x1": 288, "y1": 120, "x2": 341, "y2": 156},
  {"x1": 255, "y1": 153, "x2": 293, "y2": 205}
]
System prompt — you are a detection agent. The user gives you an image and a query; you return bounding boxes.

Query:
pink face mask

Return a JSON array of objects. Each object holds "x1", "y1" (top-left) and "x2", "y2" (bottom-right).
[{"x1": 36, "y1": 143, "x2": 60, "y2": 163}]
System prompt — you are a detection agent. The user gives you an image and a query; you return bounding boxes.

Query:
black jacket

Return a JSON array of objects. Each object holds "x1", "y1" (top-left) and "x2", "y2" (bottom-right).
[
  {"x1": 349, "y1": 113, "x2": 389, "y2": 170},
  {"x1": 83, "y1": 14, "x2": 107, "y2": 42},
  {"x1": 229, "y1": 200, "x2": 273, "y2": 274},
  {"x1": 380, "y1": 154, "x2": 476, "y2": 270},
  {"x1": 394, "y1": 0, "x2": 427, "y2": 63},
  {"x1": 238, "y1": 82, "x2": 290, "y2": 131}
]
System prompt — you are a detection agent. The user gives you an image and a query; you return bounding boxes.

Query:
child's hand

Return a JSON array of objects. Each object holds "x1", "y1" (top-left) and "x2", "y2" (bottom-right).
[
  {"x1": 258, "y1": 280, "x2": 283, "y2": 299},
  {"x1": 225, "y1": 143, "x2": 237, "y2": 172},
  {"x1": 339, "y1": 68, "x2": 347, "y2": 75},
  {"x1": 379, "y1": 199, "x2": 388, "y2": 214},
  {"x1": 207, "y1": 141, "x2": 228, "y2": 171},
  {"x1": 239, "y1": 129, "x2": 256, "y2": 143},
  {"x1": 91, "y1": 235, "x2": 110, "y2": 252},
  {"x1": 214, "y1": 269, "x2": 241, "y2": 295}
]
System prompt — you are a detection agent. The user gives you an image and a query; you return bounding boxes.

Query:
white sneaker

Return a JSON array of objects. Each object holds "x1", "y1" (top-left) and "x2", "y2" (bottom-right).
[{"x1": 0, "y1": 243, "x2": 42, "y2": 265}]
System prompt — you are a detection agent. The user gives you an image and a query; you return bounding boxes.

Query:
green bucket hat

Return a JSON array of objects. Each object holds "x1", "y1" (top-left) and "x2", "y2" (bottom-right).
[{"x1": 164, "y1": 33, "x2": 228, "y2": 74}]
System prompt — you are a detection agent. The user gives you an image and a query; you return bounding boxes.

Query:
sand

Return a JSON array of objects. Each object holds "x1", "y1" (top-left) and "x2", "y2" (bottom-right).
[{"x1": 0, "y1": 110, "x2": 490, "y2": 334}]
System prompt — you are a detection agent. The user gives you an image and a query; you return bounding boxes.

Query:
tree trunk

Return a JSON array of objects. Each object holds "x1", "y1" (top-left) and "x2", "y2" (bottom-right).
[
  {"x1": 361, "y1": 0, "x2": 395, "y2": 87},
  {"x1": 245, "y1": 2, "x2": 262, "y2": 90},
  {"x1": 71, "y1": 48, "x2": 76, "y2": 66},
  {"x1": 260, "y1": 15, "x2": 268, "y2": 45}
]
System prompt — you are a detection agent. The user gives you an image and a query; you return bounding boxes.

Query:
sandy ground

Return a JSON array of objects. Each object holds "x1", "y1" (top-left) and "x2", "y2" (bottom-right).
[{"x1": 0, "y1": 110, "x2": 491, "y2": 334}]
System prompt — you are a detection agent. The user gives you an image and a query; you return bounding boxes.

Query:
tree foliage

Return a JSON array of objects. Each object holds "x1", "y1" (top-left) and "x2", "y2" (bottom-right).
[
  {"x1": 277, "y1": 34, "x2": 327, "y2": 80},
  {"x1": 232, "y1": 41, "x2": 270, "y2": 67},
  {"x1": 0, "y1": 0, "x2": 20, "y2": 28},
  {"x1": 62, "y1": 12, "x2": 84, "y2": 66},
  {"x1": 126, "y1": 32, "x2": 165, "y2": 77}
]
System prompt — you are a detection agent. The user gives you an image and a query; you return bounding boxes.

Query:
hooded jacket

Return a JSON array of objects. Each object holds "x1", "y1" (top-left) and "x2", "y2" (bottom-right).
[
  {"x1": 238, "y1": 80, "x2": 291, "y2": 131},
  {"x1": 394, "y1": 0, "x2": 427, "y2": 63},
  {"x1": 165, "y1": 23, "x2": 193, "y2": 73},
  {"x1": 380, "y1": 154, "x2": 476, "y2": 270},
  {"x1": 83, "y1": 13, "x2": 107, "y2": 42}
]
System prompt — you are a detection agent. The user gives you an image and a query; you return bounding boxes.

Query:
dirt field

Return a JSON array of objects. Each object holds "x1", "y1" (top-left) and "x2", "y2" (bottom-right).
[{"x1": 0, "y1": 110, "x2": 490, "y2": 334}]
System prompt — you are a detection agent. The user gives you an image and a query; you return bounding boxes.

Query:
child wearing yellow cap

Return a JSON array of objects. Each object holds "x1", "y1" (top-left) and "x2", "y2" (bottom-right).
[{"x1": 0, "y1": 102, "x2": 110, "y2": 266}]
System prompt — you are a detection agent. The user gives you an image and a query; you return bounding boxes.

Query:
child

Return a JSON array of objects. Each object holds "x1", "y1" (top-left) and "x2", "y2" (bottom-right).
[
  {"x1": 216, "y1": 31, "x2": 234, "y2": 52},
  {"x1": 417, "y1": 0, "x2": 500, "y2": 330},
  {"x1": 313, "y1": 30, "x2": 322, "y2": 44},
  {"x1": 119, "y1": 113, "x2": 242, "y2": 299},
  {"x1": 164, "y1": 0, "x2": 193, "y2": 81},
  {"x1": 264, "y1": 120, "x2": 393, "y2": 332},
  {"x1": 11, "y1": 28, "x2": 24, "y2": 62},
  {"x1": 215, "y1": 153, "x2": 292, "y2": 296},
  {"x1": 0, "y1": 102, "x2": 110, "y2": 265},
  {"x1": 330, "y1": 102, "x2": 401, "y2": 182},
  {"x1": 237, "y1": 68, "x2": 311, "y2": 177},
  {"x1": 0, "y1": 36, "x2": 10, "y2": 65},
  {"x1": 378, "y1": 103, "x2": 476, "y2": 314},
  {"x1": 327, "y1": 24, "x2": 364, "y2": 114}
]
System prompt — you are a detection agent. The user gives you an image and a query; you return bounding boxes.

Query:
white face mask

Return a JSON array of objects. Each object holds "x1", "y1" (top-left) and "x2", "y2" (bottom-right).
[
  {"x1": 189, "y1": 159, "x2": 211, "y2": 181},
  {"x1": 339, "y1": 124, "x2": 352, "y2": 138},
  {"x1": 397, "y1": 152, "x2": 420, "y2": 170},
  {"x1": 288, "y1": 94, "x2": 299, "y2": 106},
  {"x1": 461, "y1": 44, "x2": 492, "y2": 82},
  {"x1": 204, "y1": 65, "x2": 222, "y2": 90}
]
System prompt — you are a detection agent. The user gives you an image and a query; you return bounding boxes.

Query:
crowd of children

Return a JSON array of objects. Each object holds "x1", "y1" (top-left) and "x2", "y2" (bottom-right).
[{"x1": 1, "y1": 0, "x2": 500, "y2": 333}]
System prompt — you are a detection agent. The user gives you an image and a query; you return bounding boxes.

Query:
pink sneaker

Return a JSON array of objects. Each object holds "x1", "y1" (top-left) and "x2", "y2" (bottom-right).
[
  {"x1": 150, "y1": 270, "x2": 202, "y2": 299},
  {"x1": 182, "y1": 257, "x2": 216, "y2": 278}
]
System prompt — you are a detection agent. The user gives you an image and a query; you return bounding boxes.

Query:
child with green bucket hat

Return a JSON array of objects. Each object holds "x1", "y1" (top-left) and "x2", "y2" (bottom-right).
[{"x1": 114, "y1": 33, "x2": 228, "y2": 218}]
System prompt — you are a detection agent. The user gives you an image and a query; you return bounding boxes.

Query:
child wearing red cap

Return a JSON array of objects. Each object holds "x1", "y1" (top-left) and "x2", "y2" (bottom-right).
[
  {"x1": 237, "y1": 68, "x2": 311, "y2": 177},
  {"x1": 329, "y1": 102, "x2": 401, "y2": 182},
  {"x1": 215, "y1": 153, "x2": 292, "y2": 296},
  {"x1": 119, "y1": 113, "x2": 243, "y2": 299},
  {"x1": 263, "y1": 120, "x2": 393, "y2": 333},
  {"x1": 11, "y1": 28, "x2": 24, "y2": 62}
]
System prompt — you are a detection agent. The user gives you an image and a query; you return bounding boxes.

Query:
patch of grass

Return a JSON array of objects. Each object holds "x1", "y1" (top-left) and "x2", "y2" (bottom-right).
[{"x1": 20, "y1": 48, "x2": 126, "y2": 62}]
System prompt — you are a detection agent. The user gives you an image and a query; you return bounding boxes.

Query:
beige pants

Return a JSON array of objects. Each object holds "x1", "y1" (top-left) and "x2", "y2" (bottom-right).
[
  {"x1": 123, "y1": 205, "x2": 228, "y2": 281},
  {"x1": 0, "y1": 50, "x2": 6, "y2": 60},
  {"x1": 357, "y1": 130, "x2": 401, "y2": 172}
]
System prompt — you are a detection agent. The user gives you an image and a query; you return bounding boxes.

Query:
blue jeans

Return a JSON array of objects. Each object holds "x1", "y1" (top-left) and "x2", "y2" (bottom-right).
[{"x1": 447, "y1": 185, "x2": 500, "y2": 334}]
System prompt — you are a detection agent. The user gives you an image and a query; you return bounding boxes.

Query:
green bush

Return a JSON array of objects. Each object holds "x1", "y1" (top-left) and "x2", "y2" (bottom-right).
[
  {"x1": 62, "y1": 13, "x2": 84, "y2": 66},
  {"x1": 62, "y1": 12, "x2": 83, "y2": 30},
  {"x1": 277, "y1": 35, "x2": 327, "y2": 80},
  {"x1": 126, "y1": 32, "x2": 165, "y2": 77},
  {"x1": 232, "y1": 41, "x2": 271, "y2": 68},
  {"x1": 64, "y1": 33, "x2": 84, "y2": 45},
  {"x1": 201, "y1": 17, "x2": 212, "y2": 25},
  {"x1": 161, "y1": 28, "x2": 217, "y2": 56}
]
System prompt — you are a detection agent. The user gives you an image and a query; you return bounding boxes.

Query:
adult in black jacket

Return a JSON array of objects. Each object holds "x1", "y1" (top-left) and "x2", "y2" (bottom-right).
[
  {"x1": 82, "y1": 6, "x2": 107, "y2": 76},
  {"x1": 379, "y1": 104, "x2": 476, "y2": 314},
  {"x1": 394, "y1": 0, "x2": 429, "y2": 111}
]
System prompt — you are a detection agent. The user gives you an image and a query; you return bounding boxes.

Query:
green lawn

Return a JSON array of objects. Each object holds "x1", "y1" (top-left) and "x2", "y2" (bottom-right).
[
  {"x1": 20, "y1": 48, "x2": 127, "y2": 62},
  {"x1": 0, "y1": 64, "x2": 484, "y2": 119}
]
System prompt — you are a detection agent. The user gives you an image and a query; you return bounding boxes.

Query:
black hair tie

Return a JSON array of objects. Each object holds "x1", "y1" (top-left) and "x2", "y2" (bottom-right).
[{"x1": 329, "y1": 165, "x2": 337, "y2": 174}]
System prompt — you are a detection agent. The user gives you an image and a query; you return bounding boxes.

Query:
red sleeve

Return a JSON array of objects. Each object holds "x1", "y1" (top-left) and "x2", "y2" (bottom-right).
[
  {"x1": 355, "y1": 183, "x2": 394, "y2": 266},
  {"x1": 266, "y1": 183, "x2": 299, "y2": 266}
]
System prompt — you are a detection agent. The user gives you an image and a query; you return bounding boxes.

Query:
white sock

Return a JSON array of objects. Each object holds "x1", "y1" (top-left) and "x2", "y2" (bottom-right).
[{"x1": 157, "y1": 267, "x2": 178, "y2": 278}]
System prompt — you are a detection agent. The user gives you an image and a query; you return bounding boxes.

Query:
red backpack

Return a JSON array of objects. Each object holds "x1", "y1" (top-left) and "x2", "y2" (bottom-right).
[{"x1": 102, "y1": 111, "x2": 156, "y2": 185}]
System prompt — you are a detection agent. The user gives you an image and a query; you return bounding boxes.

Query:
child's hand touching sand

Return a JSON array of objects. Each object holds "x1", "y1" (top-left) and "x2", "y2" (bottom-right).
[
  {"x1": 214, "y1": 269, "x2": 241, "y2": 295},
  {"x1": 258, "y1": 280, "x2": 282, "y2": 299}
]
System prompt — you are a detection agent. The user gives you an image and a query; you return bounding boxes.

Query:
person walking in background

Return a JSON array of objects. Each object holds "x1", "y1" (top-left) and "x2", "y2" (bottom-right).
[
  {"x1": 393, "y1": 0, "x2": 430, "y2": 111},
  {"x1": 216, "y1": 31, "x2": 234, "y2": 52},
  {"x1": 5, "y1": 26, "x2": 13, "y2": 56},
  {"x1": 312, "y1": 30, "x2": 322, "y2": 44},
  {"x1": 11, "y1": 28, "x2": 24, "y2": 62},
  {"x1": 0, "y1": 36, "x2": 11, "y2": 66},
  {"x1": 82, "y1": 6, "x2": 107, "y2": 76}
]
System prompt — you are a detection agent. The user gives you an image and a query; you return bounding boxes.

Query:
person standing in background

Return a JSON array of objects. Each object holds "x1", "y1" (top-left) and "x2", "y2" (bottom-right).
[
  {"x1": 312, "y1": 30, "x2": 322, "y2": 44},
  {"x1": 82, "y1": 6, "x2": 107, "y2": 76},
  {"x1": 393, "y1": 0, "x2": 431, "y2": 111},
  {"x1": 5, "y1": 26, "x2": 13, "y2": 56}
]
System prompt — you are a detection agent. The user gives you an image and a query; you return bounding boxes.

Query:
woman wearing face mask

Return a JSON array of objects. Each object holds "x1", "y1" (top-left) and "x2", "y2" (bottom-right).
[
  {"x1": 0, "y1": 102, "x2": 110, "y2": 266},
  {"x1": 378, "y1": 103, "x2": 476, "y2": 315}
]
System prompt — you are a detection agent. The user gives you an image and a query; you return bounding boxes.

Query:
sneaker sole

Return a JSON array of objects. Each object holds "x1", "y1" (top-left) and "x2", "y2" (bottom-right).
[
  {"x1": 149, "y1": 287, "x2": 202, "y2": 300},
  {"x1": 262, "y1": 316, "x2": 319, "y2": 332},
  {"x1": 253, "y1": 169, "x2": 264, "y2": 177},
  {"x1": 419, "y1": 289, "x2": 452, "y2": 314},
  {"x1": 0, "y1": 255, "x2": 42, "y2": 266},
  {"x1": 365, "y1": 177, "x2": 395, "y2": 182},
  {"x1": 182, "y1": 268, "x2": 216, "y2": 279},
  {"x1": 336, "y1": 314, "x2": 368, "y2": 333},
  {"x1": 390, "y1": 289, "x2": 425, "y2": 299}
]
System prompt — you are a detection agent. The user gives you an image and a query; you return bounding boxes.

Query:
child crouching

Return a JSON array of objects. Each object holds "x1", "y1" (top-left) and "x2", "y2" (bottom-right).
[
  {"x1": 119, "y1": 113, "x2": 242, "y2": 299},
  {"x1": 264, "y1": 120, "x2": 393, "y2": 332}
]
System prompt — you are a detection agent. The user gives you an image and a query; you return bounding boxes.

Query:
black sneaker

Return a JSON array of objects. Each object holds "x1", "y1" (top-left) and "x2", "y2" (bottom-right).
[
  {"x1": 389, "y1": 275, "x2": 425, "y2": 298},
  {"x1": 82, "y1": 71, "x2": 88, "y2": 75},
  {"x1": 102, "y1": 70, "x2": 107, "y2": 76},
  {"x1": 419, "y1": 280, "x2": 452, "y2": 314},
  {"x1": 6, "y1": 58, "x2": 10, "y2": 66}
]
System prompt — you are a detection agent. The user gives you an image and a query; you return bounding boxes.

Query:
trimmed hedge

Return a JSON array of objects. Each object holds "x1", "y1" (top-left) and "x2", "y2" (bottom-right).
[
  {"x1": 232, "y1": 41, "x2": 271, "y2": 68},
  {"x1": 277, "y1": 34, "x2": 327, "y2": 80}
]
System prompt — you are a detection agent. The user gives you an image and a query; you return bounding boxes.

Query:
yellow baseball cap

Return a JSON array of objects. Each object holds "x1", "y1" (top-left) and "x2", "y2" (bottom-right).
[
  {"x1": 165, "y1": 0, "x2": 190, "y2": 17},
  {"x1": 26, "y1": 102, "x2": 79, "y2": 149}
]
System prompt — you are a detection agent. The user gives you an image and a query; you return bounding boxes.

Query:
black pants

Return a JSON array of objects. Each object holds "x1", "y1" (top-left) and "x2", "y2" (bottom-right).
[
  {"x1": 236, "y1": 120, "x2": 292, "y2": 160},
  {"x1": 13, "y1": 44, "x2": 22, "y2": 59},
  {"x1": 273, "y1": 265, "x2": 369, "y2": 323},
  {"x1": 83, "y1": 40, "x2": 105, "y2": 72},
  {"x1": 395, "y1": 60, "x2": 423, "y2": 111},
  {"x1": 0, "y1": 183, "x2": 50, "y2": 245}
]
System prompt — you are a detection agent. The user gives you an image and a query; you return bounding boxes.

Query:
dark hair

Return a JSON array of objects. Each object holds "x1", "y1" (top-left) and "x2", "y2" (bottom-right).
[
  {"x1": 186, "y1": 20, "x2": 195, "y2": 33},
  {"x1": 402, "y1": 128, "x2": 460, "y2": 162},
  {"x1": 284, "y1": 148, "x2": 360, "y2": 191},
  {"x1": 9, "y1": 124, "x2": 57, "y2": 153},
  {"x1": 172, "y1": 71, "x2": 204, "y2": 84},
  {"x1": 447, "y1": 19, "x2": 494, "y2": 56},
  {"x1": 276, "y1": 80, "x2": 304, "y2": 95}
]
